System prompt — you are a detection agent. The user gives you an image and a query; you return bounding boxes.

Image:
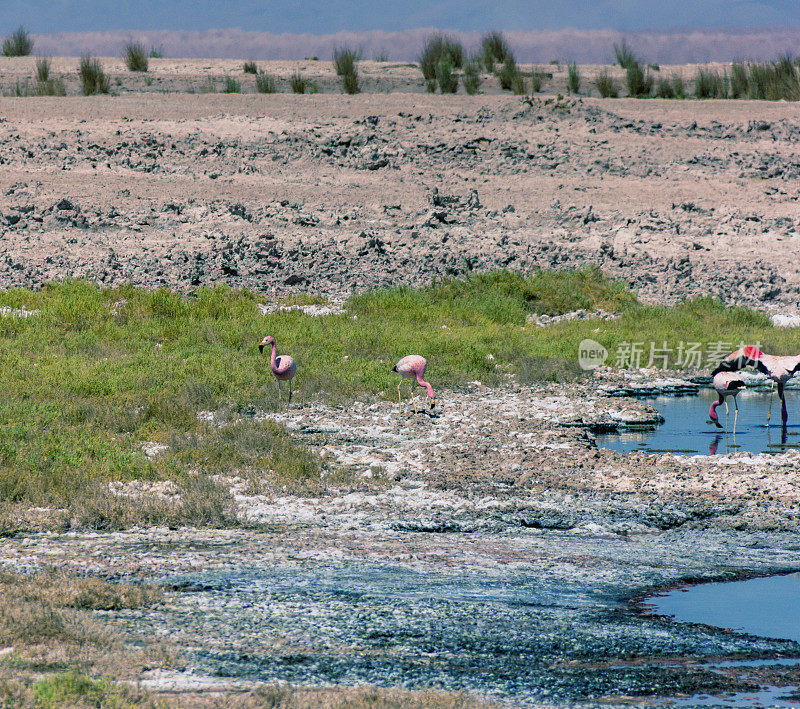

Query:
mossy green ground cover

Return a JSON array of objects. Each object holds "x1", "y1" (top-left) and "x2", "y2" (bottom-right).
[{"x1": 0, "y1": 268, "x2": 797, "y2": 529}]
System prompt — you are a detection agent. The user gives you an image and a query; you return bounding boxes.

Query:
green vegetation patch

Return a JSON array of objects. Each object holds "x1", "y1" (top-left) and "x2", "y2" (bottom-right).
[
  {"x1": 1, "y1": 270, "x2": 797, "y2": 530},
  {"x1": 32, "y1": 672, "x2": 144, "y2": 709},
  {"x1": 2, "y1": 26, "x2": 33, "y2": 57},
  {"x1": 123, "y1": 42, "x2": 148, "y2": 73}
]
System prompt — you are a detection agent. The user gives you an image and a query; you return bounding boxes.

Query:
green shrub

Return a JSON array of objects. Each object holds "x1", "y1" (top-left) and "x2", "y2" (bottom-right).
[
  {"x1": 730, "y1": 62, "x2": 748, "y2": 98},
  {"x1": 746, "y1": 57, "x2": 800, "y2": 101},
  {"x1": 374, "y1": 50, "x2": 389, "y2": 62},
  {"x1": 149, "y1": 46, "x2": 163, "y2": 58},
  {"x1": 626, "y1": 61, "x2": 653, "y2": 97},
  {"x1": 332, "y1": 45, "x2": 360, "y2": 94},
  {"x1": 671, "y1": 72, "x2": 685, "y2": 98},
  {"x1": 656, "y1": 76, "x2": 674, "y2": 98},
  {"x1": 243, "y1": 60, "x2": 258, "y2": 74},
  {"x1": 498, "y1": 57, "x2": 519, "y2": 91},
  {"x1": 123, "y1": 42, "x2": 148, "y2": 72},
  {"x1": 342, "y1": 68, "x2": 359, "y2": 94},
  {"x1": 2, "y1": 26, "x2": 33, "y2": 57},
  {"x1": 35, "y1": 56, "x2": 50, "y2": 82},
  {"x1": 531, "y1": 72, "x2": 543, "y2": 92},
  {"x1": 436, "y1": 56, "x2": 458, "y2": 93},
  {"x1": 613, "y1": 39, "x2": 636, "y2": 69},
  {"x1": 748, "y1": 63, "x2": 771, "y2": 99},
  {"x1": 596, "y1": 70, "x2": 618, "y2": 97},
  {"x1": 418, "y1": 37, "x2": 439, "y2": 82},
  {"x1": 480, "y1": 30, "x2": 513, "y2": 73},
  {"x1": 418, "y1": 33, "x2": 464, "y2": 84},
  {"x1": 255, "y1": 70, "x2": 277, "y2": 93},
  {"x1": 567, "y1": 62, "x2": 580, "y2": 94},
  {"x1": 291, "y1": 71, "x2": 309, "y2": 93},
  {"x1": 35, "y1": 77, "x2": 67, "y2": 97},
  {"x1": 332, "y1": 45, "x2": 361, "y2": 76},
  {"x1": 694, "y1": 68, "x2": 727, "y2": 98},
  {"x1": 223, "y1": 75, "x2": 241, "y2": 93},
  {"x1": 9, "y1": 79, "x2": 30, "y2": 97},
  {"x1": 463, "y1": 59, "x2": 481, "y2": 95},
  {"x1": 79, "y1": 56, "x2": 109, "y2": 95},
  {"x1": 441, "y1": 36, "x2": 464, "y2": 68},
  {"x1": 511, "y1": 72, "x2": 526, "y2": 95}
]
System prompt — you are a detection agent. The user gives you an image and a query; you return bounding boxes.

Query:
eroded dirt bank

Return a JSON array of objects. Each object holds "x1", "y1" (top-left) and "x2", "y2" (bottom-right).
[
  {"x1": 4, "y1": 374, "x2": 800, "y2": 706},
  {"x1": 0, "y1": 93, "x2": 799, "y2": 309}
]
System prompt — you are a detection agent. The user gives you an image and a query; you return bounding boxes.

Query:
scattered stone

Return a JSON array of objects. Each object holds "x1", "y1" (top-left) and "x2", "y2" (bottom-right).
[{"x1": 528, "y1": 309, "x2": 619, "y2": 327}]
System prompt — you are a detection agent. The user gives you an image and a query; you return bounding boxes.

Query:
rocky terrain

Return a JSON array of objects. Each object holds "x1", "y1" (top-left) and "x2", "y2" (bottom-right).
[{"x1": 0, "y1": 78, "x2": 798, "y2": 310}]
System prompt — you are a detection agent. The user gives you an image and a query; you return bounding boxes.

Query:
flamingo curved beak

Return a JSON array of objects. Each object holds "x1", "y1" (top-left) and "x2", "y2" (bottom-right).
[
  {"x1": 258, "y1": 343, "x2": 264, "y2": 354},
  {"x1": 430, "y1": 398, "x2": 435, "y2": 409}
]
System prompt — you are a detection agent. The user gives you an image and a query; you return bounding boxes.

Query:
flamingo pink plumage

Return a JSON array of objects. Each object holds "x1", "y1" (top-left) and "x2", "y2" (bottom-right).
[
  {"x1": 709, "y1": 371, "x2": 745, "y2": 434},
  {"x1": 392, "y1": 355, "x2": 435, "y2": 414},
  {"x1": 259, "y1": 335, "x2": 297, "y2": 406},
  {"x1": 712, "y1": 345, "x2": 800, "y2": 424}
]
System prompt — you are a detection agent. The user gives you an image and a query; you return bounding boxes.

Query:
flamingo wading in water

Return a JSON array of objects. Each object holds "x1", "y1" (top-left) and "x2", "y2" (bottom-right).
[
  {"x1": 392, "y1": 355, "x2": 435, "y2": 414},
  {"x1": 709, "y1": 371, "x2": 745, "y2": 435},
  {"x1": 712, "y1": 345, "x2": 800, "y2": 425},
  {"x1": 259, "y1": 335, "x2": 297, "y2": 406}
]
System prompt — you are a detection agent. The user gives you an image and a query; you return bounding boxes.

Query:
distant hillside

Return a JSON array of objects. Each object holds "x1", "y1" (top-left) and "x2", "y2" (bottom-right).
[{"x1": 30, "y1": 25, "x2": 800, "y2": 64}]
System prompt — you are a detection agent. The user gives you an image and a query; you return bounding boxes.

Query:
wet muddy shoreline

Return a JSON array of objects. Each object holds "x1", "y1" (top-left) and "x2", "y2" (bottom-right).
[
  {"x1": 5, "y1": 521, "x2": 800, "y2": 705},
  {"x1": 4, "y1": 374, "x2": 800, "y2": 706}
]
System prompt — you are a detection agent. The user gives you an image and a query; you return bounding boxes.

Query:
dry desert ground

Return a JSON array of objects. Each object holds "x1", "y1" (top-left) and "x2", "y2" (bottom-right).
[{"x1": 0, "y1": 58, "x2": 797, "y2": 309}]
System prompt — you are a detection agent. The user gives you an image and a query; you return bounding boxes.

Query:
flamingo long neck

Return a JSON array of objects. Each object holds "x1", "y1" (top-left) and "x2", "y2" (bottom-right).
[
  {"x1": 416, "y1": 374, "x2": 434, "y2": 400},
  {"x1": 709, "y1": 396, "x2": 723, "y2": 422},
  {"x1": 270, "y1": 343, "x2": 280, "y2": 374}
]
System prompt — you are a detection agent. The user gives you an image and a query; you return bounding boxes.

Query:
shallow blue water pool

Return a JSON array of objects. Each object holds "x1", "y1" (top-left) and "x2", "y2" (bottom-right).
[
  {"x1": 648, "y1": 574, "x2": 800, "y2": 707},
  {"x1": 595, "y1": 389, "x2": 800, "y2": 455},
  {"x1": 648, "y1": 572, "x2": 800, "y2": 643}
]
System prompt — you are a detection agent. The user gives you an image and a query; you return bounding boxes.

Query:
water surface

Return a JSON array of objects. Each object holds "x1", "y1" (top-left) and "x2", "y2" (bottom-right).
[
  {"x1": 648, "y1": 572, "x2": 800, "y2": 643},
  {"x1": 596, "y1": 390, "x2": 800, "y2": 455}
]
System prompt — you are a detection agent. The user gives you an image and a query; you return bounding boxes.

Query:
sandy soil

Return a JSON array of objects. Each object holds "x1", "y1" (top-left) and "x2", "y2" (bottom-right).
[{"x1": 0, "y1": 61, "x2": 798, "y2": 309}]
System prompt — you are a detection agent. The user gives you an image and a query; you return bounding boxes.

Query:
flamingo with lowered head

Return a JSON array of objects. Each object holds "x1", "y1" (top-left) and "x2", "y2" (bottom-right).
[
  {"x1": 259, "y1": 335, "x2": 297, "y2": 406},
  {"x1": 709, "y1": 371, "x2": 745, "y2": 435},
  {"x1": 712, "y1": 345, "x2": 800, "y2": 425},
  {"x1": 392, "y1": 355, "x2": 435, "y2": 414}
]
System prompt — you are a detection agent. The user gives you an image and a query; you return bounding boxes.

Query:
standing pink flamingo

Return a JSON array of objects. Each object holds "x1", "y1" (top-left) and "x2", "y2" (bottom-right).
[
  {"x1": 259, "y1": 335, "x2": 297, "y2": 406},
  {"x1": 712, "y1": 345, "x2": 800, "y2": 425},
  {"x1": 392, "y1": 355, "x2": 435, "y2": 414},
  {"x1": 709, "y1": 371, "x2": 745, "y2": 435}
]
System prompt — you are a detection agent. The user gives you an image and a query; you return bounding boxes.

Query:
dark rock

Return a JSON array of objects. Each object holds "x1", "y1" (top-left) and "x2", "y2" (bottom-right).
[{"x1": 363, "y1": 158, "x2": 389, "y2": 170}]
